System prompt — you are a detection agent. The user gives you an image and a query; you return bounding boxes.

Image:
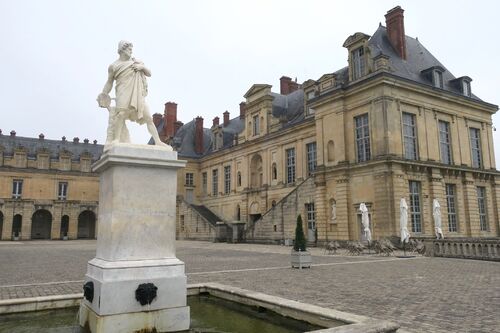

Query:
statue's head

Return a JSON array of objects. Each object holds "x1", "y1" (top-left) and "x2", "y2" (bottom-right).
[{"x1": 117, "y1": 40, "x2": 133, "y2": 55}]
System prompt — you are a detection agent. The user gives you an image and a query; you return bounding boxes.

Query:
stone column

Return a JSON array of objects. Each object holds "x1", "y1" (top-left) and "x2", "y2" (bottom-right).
[
  {"x1": 334, "y1": 175, "x2": 350, "y2": 240},
  {"x1": 314, "y1": 171, "x2": 328, "y2": 245},
  {"x1": 79, "y1": 144, "x2": 189, "y2": 333},
  {"x1": 462, "y1": 173, "x2": 478, "y2": 237}
]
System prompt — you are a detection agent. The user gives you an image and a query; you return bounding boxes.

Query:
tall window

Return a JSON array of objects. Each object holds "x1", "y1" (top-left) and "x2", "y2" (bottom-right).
[
  {"x1": 439, "y1": 121, "x2": 452, "y2": 165},
  {"x1": 305, "y1": 203, "x2": 316, "y2": 233},
  {"x1": 12, "y1": 179, "x2": 23, "y2": 199},
  {"x1": 477, "y1": 187, "x2": 488, "y2": 231},
  {"x1": 355, "y1": 114, "x2": 370, "y2": 162},
  {"x1": 445, "y1": 184, "x2": 458, "y2": 232},
  {"x1": 402, "y1": 113, "x2": 418, "y2": 160},
  {"x1": 286, "y1": 148, "x2": 296, "y2": 184},
  {"x1": 185, "y1": 173, "x2": 194, "y2": 187},
  {"x1": 352, "y1": 47, "x2": 365, "y2": 80},
  {"x1": 470, "y1": 128, "x2": 482, "y2": 168},
  {"x1": 212, "y1": 169, "x2": 218, "y2": 196},
  {"x1": 58, "y1": 182, "x2": 68, "y2": 200},
  {"x1": 409, "y1": 181, "x2": 422, "y2": 233},
  {"x1": 224, "y1": 165, "x2": 231, "y2": 194},
  {"x1": 253, "y1": 115, "x2": 260, "y2": 136},
  {"x1": 202, "y1": 172, "x2": 207, "y2": 194},
  {"x1": 306, "y1": 142, "x2": 317, "y2": 175},
  {"x1": 434, "y1": 71, "x2": 444, "y2": 88}
]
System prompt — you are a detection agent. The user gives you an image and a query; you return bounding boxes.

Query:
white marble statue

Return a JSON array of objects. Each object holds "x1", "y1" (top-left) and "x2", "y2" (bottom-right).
[
  {"x1": 359, "y1": 203, "x2": 371, "y2": 242},
  {"x1": 400, "y1": 198, "x2": 410, "y2": 244},
  {"x1": 97, "y1": 40, "x2": 171, "y2": 150},
  {"x1": 433, "y1": 199, "x2": 444, "y2": 239}
]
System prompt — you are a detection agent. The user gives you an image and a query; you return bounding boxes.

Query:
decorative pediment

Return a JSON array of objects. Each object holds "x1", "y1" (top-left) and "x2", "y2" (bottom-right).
[
  {"x1": 243, "y1": 84, "x2": 272, "y2": 99},
  {"x1": 343, "y1": 32, "x2": 371, "y2": 48}
]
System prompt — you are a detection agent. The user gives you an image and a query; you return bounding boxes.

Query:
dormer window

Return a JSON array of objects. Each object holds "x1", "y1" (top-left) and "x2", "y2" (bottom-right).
[
  {"x1": 463, "y1": 80, "x2": 471, "y2": 97},
  {"x1": 434, "y1": 70, "x2": 444, "y2": 88},
  {"x1": 352, "y1": 47, "x2": 365, "y2": 80},
  {"x1": 421, "y1": 66, "x2": 445, "y2": 89},
  {"x1": 450, "y1": 76, "x2": 472, "y2": 97}
]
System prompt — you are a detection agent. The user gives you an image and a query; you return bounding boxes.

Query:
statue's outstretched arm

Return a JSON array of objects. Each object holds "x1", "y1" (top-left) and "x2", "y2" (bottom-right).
[{"x1": 102, "y1": 65, "x2": 114, "y2": 94}]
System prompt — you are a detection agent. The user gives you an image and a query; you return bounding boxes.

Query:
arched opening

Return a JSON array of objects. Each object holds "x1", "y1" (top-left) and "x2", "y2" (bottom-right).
[
  {"x1": 236, "y1": 205, "x2": 241, "y2": 221},
  {"x1": 31, "y1": 210, "x2": 52, "y2": 239},
  {"x1": 0, "y1": 211, "x2": 3, "y2": 240},
  {"x1": 250, "y1": 154, "x2": 263, "y2": 188},
  {"x1": 78, "y1": 210, "x2": 96, "y2": 239},
  {"x1": 249, "y1": 201, "x2": 261, "y2": 223},
  {"x1": 12, "y1": 214, "x2": 22, "y2": 240},
  {"x1": 327, "y1": 140, "x2": 335, "y2": 162},
  {"x1": 272, "y1": 163, "x2": 277, "y2": 180},
  {"x1": 60, "y1": 215, "x2": 69, "y2": 239}
]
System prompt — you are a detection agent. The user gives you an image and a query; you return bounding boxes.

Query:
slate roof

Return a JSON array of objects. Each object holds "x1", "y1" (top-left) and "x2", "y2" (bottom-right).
[
  {"x1": 0, "y1": 134, "x2": 103, "y2": 161},
  {"x1": 367, "y1": 26, "x2": 482, "y2": 100}
]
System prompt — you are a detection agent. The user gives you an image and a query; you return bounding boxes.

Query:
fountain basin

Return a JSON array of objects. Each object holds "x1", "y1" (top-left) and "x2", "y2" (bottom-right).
[{"x1": 0, "y1": 283, "x2": 400, "y2": 332}]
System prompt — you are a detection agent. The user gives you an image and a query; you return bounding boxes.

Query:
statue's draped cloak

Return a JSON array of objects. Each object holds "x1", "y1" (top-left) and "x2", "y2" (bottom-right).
[{"x1": 113, "y1": 60, "x2": 148, "y2": 124}]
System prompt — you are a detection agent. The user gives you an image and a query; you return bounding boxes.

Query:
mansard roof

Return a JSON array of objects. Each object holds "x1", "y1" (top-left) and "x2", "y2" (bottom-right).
[
  {"x1": 0, "y1": 134, "x2": 103, "y2": 161},
  {"x1": 367, "y1": 25, "x2": 482, "y2": 100}
]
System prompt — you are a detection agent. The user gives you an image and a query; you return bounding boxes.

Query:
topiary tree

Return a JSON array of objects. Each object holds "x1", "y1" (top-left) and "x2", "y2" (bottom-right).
[{"x1": 294, "y1": 214, "x2": 307, "y2": 251}]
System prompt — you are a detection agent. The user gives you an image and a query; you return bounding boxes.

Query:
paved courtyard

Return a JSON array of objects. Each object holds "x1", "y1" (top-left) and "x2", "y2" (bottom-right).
[{"x1": 0, "y1": 240, "x2": 499, "y2": 333}]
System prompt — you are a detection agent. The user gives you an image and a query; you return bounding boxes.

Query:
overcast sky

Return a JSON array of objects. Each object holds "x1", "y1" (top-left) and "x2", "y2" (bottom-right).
[{"x1": 1, "y1": 0, "x2": 500, "y2": 163}]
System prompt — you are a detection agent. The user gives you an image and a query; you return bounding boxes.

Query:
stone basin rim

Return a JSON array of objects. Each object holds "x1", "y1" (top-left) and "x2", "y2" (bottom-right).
[{"x1": 0, "y1": 282, "x2": 400, "y2": 333}]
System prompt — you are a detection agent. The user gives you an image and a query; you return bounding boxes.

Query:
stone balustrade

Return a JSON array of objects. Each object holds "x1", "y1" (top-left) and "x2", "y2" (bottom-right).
[{"x1": 424, "y1": 238, "x2": 500, "y2": 262}]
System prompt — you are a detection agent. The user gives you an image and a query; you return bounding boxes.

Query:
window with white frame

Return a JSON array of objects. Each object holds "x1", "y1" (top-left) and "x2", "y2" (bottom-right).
[
  {"x1": 434, "y1": 70, "x2": 444, "y2": 88},
  {"x1": 286, "y1": 148, "x2": 296, "y2": 184},
  {"x1": 463, "y1": 80, "x2": 471, "y2": 97},
  {"x1": 439, "y1": 121, "x2": 452, "y2": 165},
  {"x1": 355, "y1": 114, "x2": 370, "y2": 162},
  {"x1": 470, "y1": 128, "x2": 482, "y2": 168},
  {"x1": 402, "y1": 113, "x2": 418, "y2": 160},
  {"x1": 253, "y1": 115, "x2": 260, "y2": 136},
  {"x1": 58, "y1": 182, "x2": 68, "y2": 200},
  {"x1": 352, "y1": 47, "x2": 365, "y2": 80},
  {"x1": 445, "y1": 184, "x2": 458, "y2": 232},
  {"x1": 305, "y1": 203, "x2": 316, "y2": 233},
  {"x1": 212, "y1": 169, "x2": 218, "y2": 196},
  {"x1": 12, "y1": 179, "x2": 23, "y2": 199},
  {"x1": 224, "y1": 165, "x2": 231, "y2": 194},
  {"x1": 185, "y1": 173, "x2": 194, "y2": 187},
  {"x1": 409, "y1": 181, "x2": 422, "y2": 233},
  {"x1": 306, "y1": 142, "x2": 317, "y2": 175},
  {"x1": 477, "y1": 186, "x2": 488, "y2": 231}
]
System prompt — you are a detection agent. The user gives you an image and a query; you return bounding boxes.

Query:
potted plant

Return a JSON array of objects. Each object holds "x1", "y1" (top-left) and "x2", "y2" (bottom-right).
[{"x1": 291, "y1": 215, "x2": 312, "y2": 269}]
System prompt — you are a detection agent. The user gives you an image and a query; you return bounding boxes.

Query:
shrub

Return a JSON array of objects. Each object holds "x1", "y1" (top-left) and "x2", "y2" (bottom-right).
[{"x1": 294, "y1": 214, "x2": 307, "y2": 251}]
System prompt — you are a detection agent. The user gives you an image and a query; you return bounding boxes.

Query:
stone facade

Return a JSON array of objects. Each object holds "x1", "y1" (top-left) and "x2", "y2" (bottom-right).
[
  {"x1": 0, "y1": 133, "x2": 102, "y2": 240},
  {"x1": 163, "y1": 7, "x2": 500, "y2": 244}
]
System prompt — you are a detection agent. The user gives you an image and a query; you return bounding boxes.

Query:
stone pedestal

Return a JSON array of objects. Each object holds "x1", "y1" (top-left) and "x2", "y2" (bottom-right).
[{"x1": 79, "y1": 144, "x2": 189, "y2": 333}]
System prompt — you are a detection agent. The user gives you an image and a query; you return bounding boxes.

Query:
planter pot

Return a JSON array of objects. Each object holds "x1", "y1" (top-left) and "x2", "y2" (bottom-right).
[{"x1": 291, "y1": 250, "x2": 312, "y2": 269}]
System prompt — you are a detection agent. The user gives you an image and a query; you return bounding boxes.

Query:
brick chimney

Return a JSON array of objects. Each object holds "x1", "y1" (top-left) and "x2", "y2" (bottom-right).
[
  {"x1": 223, "y1": 111, "x2": 230, "y2": 127},
  {"x1": 385, "y1": 6, "x2": 407, "y2": 60},
  {"x1": 239, "y1": 102, "x2": 246, "y2": 119},
  {"x1": 152, "y1": 113, "x2": 163, "y2": 127},
  {"x1": 280, "y1": 76, "x2": 300, "y2": 95},
  {"x1": 195, "y1": 117, "x2": 204, "y2": 155},
  {"x1": 212, "y1": 116, "x2": 220, "y2": 127},
  {"x1": 164, "y1": 102, "x2": 178, "y2": 138}
]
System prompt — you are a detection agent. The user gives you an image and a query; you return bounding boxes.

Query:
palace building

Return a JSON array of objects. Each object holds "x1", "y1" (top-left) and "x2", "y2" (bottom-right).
[
  {"x1": 0, "y1": 132, "x2": 102, "y2": 240},
  {"x1": 154, "y1": 6, "x2": 500, "y2": 244}
]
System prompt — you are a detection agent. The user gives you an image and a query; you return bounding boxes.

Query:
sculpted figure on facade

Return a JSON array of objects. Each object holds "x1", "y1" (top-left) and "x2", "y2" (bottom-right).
[{"x1": 97, "y1": 40, "x2": 171, "y2": 150}]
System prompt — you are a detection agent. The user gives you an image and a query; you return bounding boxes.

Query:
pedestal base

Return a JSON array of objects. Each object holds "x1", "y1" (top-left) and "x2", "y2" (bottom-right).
[{"x1": 79, "y1": 302, "x2": 190, "y2": 333}]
